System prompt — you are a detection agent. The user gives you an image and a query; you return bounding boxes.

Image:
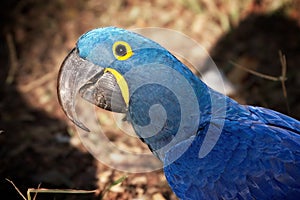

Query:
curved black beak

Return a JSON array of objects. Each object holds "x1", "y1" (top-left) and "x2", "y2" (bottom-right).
[
  {"x1": 57, "y1": 48, "x2": 128, "y2": 131},
  {"x1": 57, "y1": 48, "x2": 102, "y2": 131}
]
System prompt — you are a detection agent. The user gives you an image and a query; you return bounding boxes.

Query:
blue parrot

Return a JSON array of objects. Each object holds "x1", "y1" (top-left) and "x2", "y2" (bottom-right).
[{"x1": 57, "y1": 27, "x2": 300, "y2": 200}]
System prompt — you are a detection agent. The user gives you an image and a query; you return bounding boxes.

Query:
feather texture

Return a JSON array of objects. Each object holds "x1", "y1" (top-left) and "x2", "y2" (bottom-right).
[
  {"x1": 58, "y1": 27, "x2": 300, "y2": 200},
  {"x1": 164, "y1": 105, "x2": 300, "y2": 199}
]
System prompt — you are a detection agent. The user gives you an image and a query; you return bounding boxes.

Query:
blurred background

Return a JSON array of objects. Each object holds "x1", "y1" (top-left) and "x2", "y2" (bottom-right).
[{"x1": 1, "y1": 0, "x2": 299, "y2": 199}]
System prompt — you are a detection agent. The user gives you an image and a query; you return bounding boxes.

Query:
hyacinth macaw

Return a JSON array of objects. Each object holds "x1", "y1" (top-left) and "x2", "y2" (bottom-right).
[{"x1": 57, "y1": 27, "x2": 300, "y2": 200}]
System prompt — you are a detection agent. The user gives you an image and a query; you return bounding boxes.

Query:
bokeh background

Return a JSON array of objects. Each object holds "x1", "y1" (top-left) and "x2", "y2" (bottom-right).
[{"x1": 1, "y1": 0, "x2": 300, "y2": 199}]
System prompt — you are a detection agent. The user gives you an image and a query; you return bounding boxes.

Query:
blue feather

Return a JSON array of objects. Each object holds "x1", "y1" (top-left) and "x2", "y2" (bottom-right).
[
  {"x1": 164, "y1": 105, "x2": 300, "y2": 199},
  {"x1": 73, "y1": 27, "x2": 300, "y2": 199}
]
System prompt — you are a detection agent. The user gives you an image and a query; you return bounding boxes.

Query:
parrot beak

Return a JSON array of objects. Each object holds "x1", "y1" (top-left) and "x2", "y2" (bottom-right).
[
  {"x1": 57, "y1": 48, "x2": 102, "y2": 131},
  {"x1": 57, "y1": 48, "x2": 128, "y2": 132},
  {"x1": 78, "y1": 68, "x2": 128, "y2": 114}
]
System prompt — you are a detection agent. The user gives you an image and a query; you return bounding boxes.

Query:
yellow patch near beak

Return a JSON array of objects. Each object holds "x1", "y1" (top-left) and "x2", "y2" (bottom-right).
[{"x1": 104, "y1": 68, "x2": 129, "y2": 107}]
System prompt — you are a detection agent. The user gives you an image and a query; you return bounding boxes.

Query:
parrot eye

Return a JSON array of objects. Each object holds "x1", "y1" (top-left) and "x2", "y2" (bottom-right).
[{"x1": 113, "y1": 41, "x2": 134, "y2": 61}]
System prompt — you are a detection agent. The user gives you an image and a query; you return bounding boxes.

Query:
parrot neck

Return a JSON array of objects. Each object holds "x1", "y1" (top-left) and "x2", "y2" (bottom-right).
[{"x1": 126, "y1": 55, "x2": 233, "y2": 162}]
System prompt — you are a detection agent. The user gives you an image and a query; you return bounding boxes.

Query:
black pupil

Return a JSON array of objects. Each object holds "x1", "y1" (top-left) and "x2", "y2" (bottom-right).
[{"x1": 116, "y1": 44, "x2": 127, "y2": 56}]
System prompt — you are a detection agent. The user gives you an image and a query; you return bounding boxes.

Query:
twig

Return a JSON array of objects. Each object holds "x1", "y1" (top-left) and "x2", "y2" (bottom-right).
[
  {"x1": 6, "y1": 178, "x2": 99, "y2": 200},
  {"x1": 6, "y1": 33, "x2": 19, "y2": 85},
  {"x1": 99, "y1": 174, "x2": 127, "y2": 200},
  {"x1": 27, "y1": 188, "x2": 98, "y2": 200},
  {"x1": 230, "y1": 50, "x2": 290, "y2": 114},
  {"x1": 32, "y1": 183, "x2": 42, "y2": 200},
  {"x1": 278, "y1": 50, "x2": 290, "y2": 114},
  {"x1": 230, "y1": 61, "x2": 282, "y2": 81},
  {"x1": 6, "y1": 178, "x2": 27, "y2": 200}
]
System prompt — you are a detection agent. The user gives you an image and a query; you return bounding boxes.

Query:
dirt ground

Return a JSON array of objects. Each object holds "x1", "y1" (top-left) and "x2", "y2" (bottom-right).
[{"x1": 1, "y1": 0, "x2": 300, "y2": 199}]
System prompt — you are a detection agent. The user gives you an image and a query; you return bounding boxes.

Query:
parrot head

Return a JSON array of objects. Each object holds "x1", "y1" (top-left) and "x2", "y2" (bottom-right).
[{"x1": 58, "y1": 27, "x2": 209, "y2": 159}]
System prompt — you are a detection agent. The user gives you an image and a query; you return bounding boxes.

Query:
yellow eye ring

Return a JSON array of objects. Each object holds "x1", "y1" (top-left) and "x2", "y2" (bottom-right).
[{"x1": 112, "y1": 41, "x2": 134, "y2": 61}]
